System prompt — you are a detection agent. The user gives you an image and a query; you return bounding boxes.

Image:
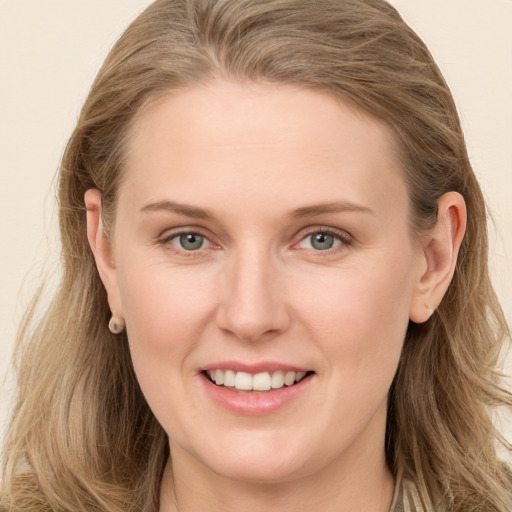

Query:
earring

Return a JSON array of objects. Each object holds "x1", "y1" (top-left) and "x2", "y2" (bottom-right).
[
  {"x1": 425, "y1": 304, "x2": 435, "y2": 316},
  {"x1": 108, "y1": 316, "x2": 125, "y2": 334}
]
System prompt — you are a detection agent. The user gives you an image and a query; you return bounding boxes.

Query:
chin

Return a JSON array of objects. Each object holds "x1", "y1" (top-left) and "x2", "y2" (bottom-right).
[
  {"x1": 209, "y1": 456, "x2": 310, "y2": 485},
  {"x1": 185, "y1": 430, "x2": 330, "y2": 486}
]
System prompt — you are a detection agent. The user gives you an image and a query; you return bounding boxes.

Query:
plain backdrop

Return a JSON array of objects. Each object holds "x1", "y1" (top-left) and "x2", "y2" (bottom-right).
[{"x1": 1, "y1": 1, "x2": 511, "y2": 439}]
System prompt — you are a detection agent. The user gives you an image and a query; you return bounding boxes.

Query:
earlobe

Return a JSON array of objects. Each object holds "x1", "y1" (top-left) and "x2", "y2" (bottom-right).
[
  {"x1": 84, "y1": 189, "x2": 124, "y2": 321},
  {"x1": 409, "y1": 191, "x2": 467, "y2": 323}
]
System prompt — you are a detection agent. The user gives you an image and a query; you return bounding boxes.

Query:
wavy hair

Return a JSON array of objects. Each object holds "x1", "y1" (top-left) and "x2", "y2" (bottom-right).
[{"x1": 2, "y1": 0, "x2": 511, "y2": 510}]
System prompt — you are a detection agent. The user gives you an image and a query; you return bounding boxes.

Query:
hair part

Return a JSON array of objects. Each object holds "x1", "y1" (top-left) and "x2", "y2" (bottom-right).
[{"x1": 2, "y1": 1, "x2": 511, "y2": 510}]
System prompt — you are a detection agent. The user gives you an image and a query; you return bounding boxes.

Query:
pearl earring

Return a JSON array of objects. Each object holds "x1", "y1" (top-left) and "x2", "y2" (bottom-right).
[
  {"x1": 425, "y1": 304, "x2": 435, "y2": 316},
  {"x1": 108, "y1": 316, "x2": 125, "y2": 334}
]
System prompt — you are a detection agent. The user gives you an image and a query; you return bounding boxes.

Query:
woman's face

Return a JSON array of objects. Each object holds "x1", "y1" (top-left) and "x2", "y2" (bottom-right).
[{"x1": 101, "y1": 81, "x2": 428, "y2": 483}]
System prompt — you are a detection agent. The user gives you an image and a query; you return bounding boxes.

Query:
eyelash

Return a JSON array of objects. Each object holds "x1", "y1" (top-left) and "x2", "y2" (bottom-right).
[
  {"x1": 157, "y1": 229, "x2": 215, "y2": 258},
  {"x1": 156, "y1": 226, "x2": 353, "y2": 257},
  {"x1": 294, "y1": 227, "x2": 353, "y2": 254}
]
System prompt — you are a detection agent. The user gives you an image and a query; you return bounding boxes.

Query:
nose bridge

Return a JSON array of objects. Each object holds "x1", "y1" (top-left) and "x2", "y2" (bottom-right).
[{"x1": 216, "y1": 243, "x2": 289, "y2": 341}]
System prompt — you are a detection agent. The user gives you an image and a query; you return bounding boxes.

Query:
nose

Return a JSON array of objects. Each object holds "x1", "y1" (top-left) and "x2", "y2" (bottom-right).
[{"x1": 215, "y1": 247, "x2": 291, "y2": 342}]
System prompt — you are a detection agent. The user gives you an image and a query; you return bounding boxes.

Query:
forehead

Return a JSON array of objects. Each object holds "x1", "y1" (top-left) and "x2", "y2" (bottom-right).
[
  {"x1": 127, "y1": 80, "x2": 398, "y2": 158},
  {"x1": 121, "y1": 80, "x2": 406, "y2": 218}
]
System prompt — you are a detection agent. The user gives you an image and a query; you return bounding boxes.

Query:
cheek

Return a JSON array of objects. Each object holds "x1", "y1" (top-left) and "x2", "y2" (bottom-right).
[
  {"x1": 114, "y1": 259, "x2": 219, "y2": 432},
  {"x1": 115, "y1": 259, "x2": 216, "y2": 367},
  {"x1": 294, "y1": 250, "x2": 415, "y2": 376}
]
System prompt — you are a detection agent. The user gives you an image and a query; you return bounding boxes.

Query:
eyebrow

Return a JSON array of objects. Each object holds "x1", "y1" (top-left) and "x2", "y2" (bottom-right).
[
  {"x1": 139, "y1": 200, "x2": 213, "y2": 220},
  {"x1": 139, "y1": 199, "x2": 374, "y2": 219},
  {"x1": 291, "y1": 201, "x2": 375, "y2": 218}
]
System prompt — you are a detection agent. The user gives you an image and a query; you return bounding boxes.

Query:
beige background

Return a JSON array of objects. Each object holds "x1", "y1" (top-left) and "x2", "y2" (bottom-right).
[{"x1": 1, "y1": 1, "x2": 511, "y2": 439}]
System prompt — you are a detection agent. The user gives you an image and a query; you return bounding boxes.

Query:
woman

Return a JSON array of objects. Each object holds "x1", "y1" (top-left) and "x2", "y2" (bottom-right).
[{"x1": 1, "y1": 0, "x2": 511, "y2": 510}]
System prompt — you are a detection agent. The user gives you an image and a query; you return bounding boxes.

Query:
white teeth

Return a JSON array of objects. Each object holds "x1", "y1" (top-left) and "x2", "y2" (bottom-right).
[
  {"x1": 234, "y1": 371, "x2": 253, "y2": 391},
  {"x1": 206, "y1": 369, "x2": 309, "y2": 391},
  {"x1": 295, "y1": 371, "x2": 307, "y2": 382},
  {"x1": 214, "y1": 369, "x2": 224, "y2": 386},
  {"x1": 271, "y1": 370, "x2": 285, "y2": 389},
  {"x1": 223, "y1": 369, "x2": 235, "y2": 387},
  {"x1": 252, "y1": 372, "x2": 271, "y2": 391},
  {"x1": 284, "y1": 371, "x2": 296, "y2": 386}
]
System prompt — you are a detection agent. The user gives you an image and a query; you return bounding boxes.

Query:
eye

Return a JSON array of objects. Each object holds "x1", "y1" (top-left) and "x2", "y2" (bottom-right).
[
  {"x1": 296, "y1": 229, "x2": 350, "y2": 252},
  {"x1": 172, "y1": 232, "x2": 209, "y2": 251},
  {"x1": 156, "y1": 228, "x2": 218, "y2": 258},
  {"x1": 308, "y1": 232, "x2": 338, "y2": 250}
]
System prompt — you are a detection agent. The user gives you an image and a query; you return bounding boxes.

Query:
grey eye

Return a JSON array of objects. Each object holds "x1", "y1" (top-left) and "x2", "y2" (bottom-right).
[
  {"x1": 297, "y1": 231, "x2": 344, "y2": 251},
  {"x1": 310, "y1": 232, "x2": 336, "y2": 250},
  {"x1": 178, "y1": 233, "x2": 205, "y2": 251}
]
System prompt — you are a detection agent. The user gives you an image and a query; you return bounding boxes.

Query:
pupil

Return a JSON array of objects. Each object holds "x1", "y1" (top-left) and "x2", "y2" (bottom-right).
[
  {"x1": 180, "y1": 233, "x2": 203, "y2": 250},
  {"x1": 312, "y1": 232, "x2": 334, "y2": 250}
]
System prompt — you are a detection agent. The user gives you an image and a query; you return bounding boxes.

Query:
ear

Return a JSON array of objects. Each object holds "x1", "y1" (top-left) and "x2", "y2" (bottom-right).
[
  {"x1": 84, "y1": 189, "x2": 124, "y2": 320},
  {"x1": 409, "y1": 191, "x2": 467, "y2": 323}
]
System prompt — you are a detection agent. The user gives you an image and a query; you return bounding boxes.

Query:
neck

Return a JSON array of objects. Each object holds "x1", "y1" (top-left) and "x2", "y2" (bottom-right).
[{"x1": 159, "y1": 438, "x2": 394, "y2": 512}]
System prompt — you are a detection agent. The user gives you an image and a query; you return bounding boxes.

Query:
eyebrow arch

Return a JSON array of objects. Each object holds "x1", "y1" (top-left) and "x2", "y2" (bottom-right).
[
  {"x1": 139, "y1": 200, "x2": 214, "y2": 220},
  {"x1": 139, "y1": 199, "x2": 374, "y2": 220},
  {"x1": 290, "y1": 201, "x2": 375, "y2": 218}
]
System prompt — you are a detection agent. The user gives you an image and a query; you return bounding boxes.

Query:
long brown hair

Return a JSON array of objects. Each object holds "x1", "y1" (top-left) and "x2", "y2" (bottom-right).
[{"x1": 2, "y1": 1, "x2": 511, "y2": 510}]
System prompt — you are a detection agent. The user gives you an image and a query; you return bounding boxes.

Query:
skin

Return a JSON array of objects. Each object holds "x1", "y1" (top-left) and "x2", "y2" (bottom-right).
[{"x1": 86, "y1": 80, "x2": 466, "y2": 512}]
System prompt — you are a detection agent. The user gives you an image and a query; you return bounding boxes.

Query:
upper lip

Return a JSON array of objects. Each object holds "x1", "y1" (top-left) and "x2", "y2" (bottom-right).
[{"x1": 201, "y1": 361, "x2": 312, "y2": 374}]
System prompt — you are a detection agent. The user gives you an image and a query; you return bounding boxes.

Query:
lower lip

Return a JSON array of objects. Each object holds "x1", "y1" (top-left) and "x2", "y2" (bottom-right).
[{"x1": 201, "y1": 373, "x2": 313, "y2": 415}]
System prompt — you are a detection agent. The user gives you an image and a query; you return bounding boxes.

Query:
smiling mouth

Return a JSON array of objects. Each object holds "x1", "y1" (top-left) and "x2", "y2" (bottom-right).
[{"x1": 204, "y1": 369, "x2": 313, "y2": 392}]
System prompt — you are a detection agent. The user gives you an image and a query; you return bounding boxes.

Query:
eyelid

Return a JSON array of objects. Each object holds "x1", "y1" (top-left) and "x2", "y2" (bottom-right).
[
  {"x1": 157, "y1": 226, "x2": 210, "y2": 241},
  {"x1": 292, "y1": 225, "x2": 353, "y2": 251},
  {"x1": 154, "y1": 224, "x2": 353, "y2": 256},
  {"x1": 156, "y1": 227, "x2": 219, "y2": 255}
]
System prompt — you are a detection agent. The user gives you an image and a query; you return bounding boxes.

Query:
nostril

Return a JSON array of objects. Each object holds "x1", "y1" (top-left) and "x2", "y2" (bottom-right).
[
  {"x1": 220, "y1": 324, "x2": 282, "y2": 343},
  {"x1": 215, "y1": 280, "x2": 292, "y2": 342}
]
